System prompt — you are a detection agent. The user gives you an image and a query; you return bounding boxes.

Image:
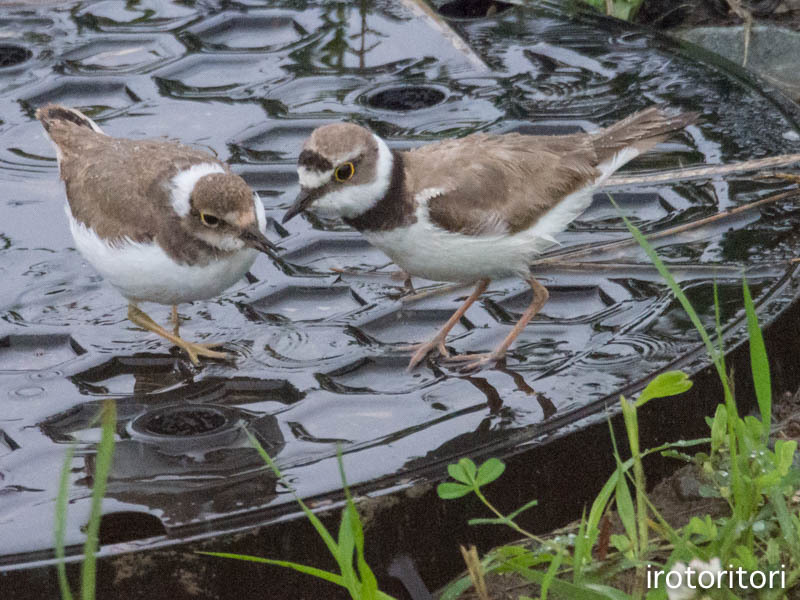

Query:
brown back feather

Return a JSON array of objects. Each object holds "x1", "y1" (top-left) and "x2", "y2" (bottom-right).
[
  {"x1": 37, "y1": 104, "x2": 231, "y2": 260},
  {"x1": 414, "y1": 107, "x2": 697, "y2": 235}
]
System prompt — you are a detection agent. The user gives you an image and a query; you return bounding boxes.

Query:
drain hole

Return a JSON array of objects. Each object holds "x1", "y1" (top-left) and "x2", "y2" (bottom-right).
[
  {"x1": 98, "y1": 512, "x2": 166, "y2": 545},
  {"x1": 367, "y1": 86, "x2": 446, "y2": 111},
  {"x1": 140, "y1": 406, "x2": 227, "y2": 436},
  {"x1": 437, "y1": 0, "x2": 513, "y2": 18},
  {"x1": 0, "y1": 44, "x2": 32, "y2": 68}
]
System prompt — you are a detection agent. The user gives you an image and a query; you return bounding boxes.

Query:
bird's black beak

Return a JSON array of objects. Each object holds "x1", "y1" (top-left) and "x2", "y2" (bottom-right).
[
  {"x1": 240, "y1": 226, "x2": 277, "y2": 254},
  {"x1": 282, "y1": 187, "x2": 317, "y2": 224}
]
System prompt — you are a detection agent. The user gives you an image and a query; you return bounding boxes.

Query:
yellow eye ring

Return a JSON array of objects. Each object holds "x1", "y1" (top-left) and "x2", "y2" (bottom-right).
[
  {"x1": 334, "y1": 162, "x2": 355, "y2": 182},
  {"x1": 200, "y1": 212, "x2": 220, "y2": 228}
]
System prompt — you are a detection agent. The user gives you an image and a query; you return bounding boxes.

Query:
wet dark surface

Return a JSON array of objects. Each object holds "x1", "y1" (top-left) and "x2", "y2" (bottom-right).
[{"x1": 1, "y1": 0, "x2": 800, "y2": 595}]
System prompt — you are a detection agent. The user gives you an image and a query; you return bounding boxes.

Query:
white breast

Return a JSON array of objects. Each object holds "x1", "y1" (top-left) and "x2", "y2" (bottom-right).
[
  {"x1": 66, "y1": 198, "x2": 264, "y2": 305},
  {"x1": 364, "y1": 148, "x2": 638, "y2": 283}
]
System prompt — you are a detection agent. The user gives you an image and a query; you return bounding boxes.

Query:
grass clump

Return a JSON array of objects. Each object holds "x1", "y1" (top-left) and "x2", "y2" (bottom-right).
[
  {"x1": 435, "y1": 207, "x2": 800, "y2": 599},
  {"x1": 202, "y1": 435, "x2": 395, "y2": 600}
]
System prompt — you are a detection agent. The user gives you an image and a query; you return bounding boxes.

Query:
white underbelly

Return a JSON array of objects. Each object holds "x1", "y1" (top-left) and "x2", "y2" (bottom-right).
[
  {"x1": 68, "y1": 209, "x2": 256, "y2": 305},
  {"x1": 364, "y1": 222, "x2": 554, "y2": 282},
  {"x1": 362, "y1": 146, "x2": 636, "y2": 282}
]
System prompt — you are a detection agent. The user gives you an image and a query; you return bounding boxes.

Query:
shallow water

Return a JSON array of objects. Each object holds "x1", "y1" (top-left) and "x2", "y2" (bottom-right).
[{"x1": 1, "y1": 0, "x2": 800, "y2": 568}]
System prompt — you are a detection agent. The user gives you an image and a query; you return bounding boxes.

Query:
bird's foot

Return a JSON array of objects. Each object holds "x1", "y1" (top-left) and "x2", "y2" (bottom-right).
[
  {"x1": 399, "y1": 339, "x2": 450, "y2": 371},
  {"x1": 443, "y1": 351, "x2": 503, "y2": 373},
  {"x1": 175, "y1": 339, "x2": 230, "y2": 366}
]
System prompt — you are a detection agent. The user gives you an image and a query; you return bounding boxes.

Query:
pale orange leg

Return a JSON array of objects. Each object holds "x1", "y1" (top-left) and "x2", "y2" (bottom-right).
[
  {"x1": 404, "y1": 279, "x2": 490, "y2": 371},
  {"x1": 445, "y1": 277, "x2": 549, "y2": 372},
  {"x1": 128, "y1": 304, "x2": 229, "y2": 366}
]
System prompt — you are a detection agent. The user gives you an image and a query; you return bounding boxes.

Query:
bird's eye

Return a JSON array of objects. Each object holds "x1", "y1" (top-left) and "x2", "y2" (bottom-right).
[
  {"x1": 334, "y1": 162, "x2": 355, "y2": 182},
  {"x1": 200, "y1": 212, "x2": 220, "y2": 228}
]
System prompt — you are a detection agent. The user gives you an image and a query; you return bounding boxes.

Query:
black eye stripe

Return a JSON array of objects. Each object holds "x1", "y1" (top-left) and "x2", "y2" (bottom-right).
[{"x1": 298, "y1": 149, "x2": 333, "y2": 172}]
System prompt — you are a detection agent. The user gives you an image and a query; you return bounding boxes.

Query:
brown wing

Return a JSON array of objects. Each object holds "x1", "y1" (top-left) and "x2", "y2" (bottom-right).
[
  {"x1": 407, "y1": 107, "x2": 698, "y2": 236},
  {"x1": 48, "y1": 123, "x2": 225, "y2": 243},
  {"x1": 405, "y1": 132, "x2": 600, "y2": 235}
]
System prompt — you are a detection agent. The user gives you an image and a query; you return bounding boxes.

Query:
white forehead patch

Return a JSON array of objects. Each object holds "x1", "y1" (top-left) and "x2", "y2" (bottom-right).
[
  {"x1": 170, "y1": 163, "x2": 226, "y2": 217},
  {"x1": 298, "y1": 166, "x2": 333, "y2": 189}
]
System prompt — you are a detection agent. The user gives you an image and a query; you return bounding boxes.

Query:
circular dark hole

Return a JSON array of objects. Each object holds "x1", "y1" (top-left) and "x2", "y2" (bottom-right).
[
  {"x1": 140, "y1": 406, "x2": 227, "y2": 436},
  {"x1": 98, "y1": 511, "x2": 166, "y2": 545},
  {"x1": 367, "y1": 86, "x2": 446, "y2": 111},
  {"x1": 437, "y1": 0, "x2": 513, "y2": 18},
  {"x1": 0, "y1": 44, "x2": 32, "y2": 69}
]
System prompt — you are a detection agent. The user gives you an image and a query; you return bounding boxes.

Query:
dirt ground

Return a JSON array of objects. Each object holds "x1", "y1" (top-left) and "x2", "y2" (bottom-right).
[{"x1": 637, "y1": 0, "x2": 800, "y2": 30}]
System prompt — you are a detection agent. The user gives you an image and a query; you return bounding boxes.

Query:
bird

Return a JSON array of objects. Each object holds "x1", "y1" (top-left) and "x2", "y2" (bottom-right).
[
  {"x1": 282, "y1": 106, "x2": 698, "y2": 371},
  {"x1": 37, "y1": 104, "x2": 276, "y2": 365}
]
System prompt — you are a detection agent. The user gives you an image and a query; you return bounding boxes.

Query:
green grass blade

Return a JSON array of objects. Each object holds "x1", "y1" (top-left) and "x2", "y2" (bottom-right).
[
  {"x1": 505, "y1": 564, "x2": 628, "y2": 600},
  {"x1": 742, "y1": 278, "x2": 771, "y2": 440},
  {"x1": 336, "y1": 503, "x2": 358, "y2": 595},
  {"x1": 337, "y1": 450, "x2": 379, "y2": 600},
  {"x1": 713, "y1": 279, "x2": 727, "y2": 378},
  {"x1": 247, "y1": 431, "x2": 340, "y2": 559},
  {"x1": 572, "y1": 508, "x2": 589, "y2": 582},
  {"x1": 199, "y1": 552, "x2": 346, "y2": 586},
  {"x1": 609, "y1": 197, "x2": 721, "y2": 375},
  {"x1": 55, "y1": 443, "x2": 76, "y2": 600},
  {"x1": 504, "y1": 499, "x2": 539, "y2": 521},
  {"x1": 540, "y1": 546, "x2": 564, "y2": 600},
  {"x1": 769, "y1": 489, "x2": 800, "y2": 558},
  {"x1": 614, "y1": 463, "x2": 637, "y2": 553},
  {"x1": 81, "y1": 400, "x2": 116, "y2": 600}
]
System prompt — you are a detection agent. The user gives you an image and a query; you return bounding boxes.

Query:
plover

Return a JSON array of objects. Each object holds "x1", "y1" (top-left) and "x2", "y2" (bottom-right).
[
  {"x1": 283, "y1": 106, "x2": 697, "y2": 371},
  {"x1": 37, "y1": 104, "x2": 276, "y2": 365}
]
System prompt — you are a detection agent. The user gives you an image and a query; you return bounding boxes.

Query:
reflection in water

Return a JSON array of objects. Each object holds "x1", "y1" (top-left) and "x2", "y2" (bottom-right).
[{"x1": 41, "y1": 397, "x2": 285, "y2": 530}]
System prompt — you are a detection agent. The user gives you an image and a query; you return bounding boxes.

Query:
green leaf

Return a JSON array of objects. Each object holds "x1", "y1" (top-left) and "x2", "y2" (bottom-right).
[
  {"x1": 660, "y1": 449, "x2": 694, "y2": 461},
  {"x1": 743, "y1": 278, "x2": 771, "y2": 441},
  {"x1": 710, "y1": 404, "x2": 727, "y2": 455},
  {"x1": 614, "y1": 471, "x2": 637, "y2": 551},
  {"x1": 734, "y1": 545, "x2": 758, "y2": 572},
  {"x1": 475, "y1": 458, "x2": 505, "y2": 487},
  {"x1": 636, "y1": 370, "x2": 693, "y2": 407},
  {"x1": 686, "y1": 515, "x2": 717, "y2": 541},
  {"x1": 437, "y1": 574, "x2": 475, "y2": 600},
  {"x1": 447, "y1": 458, "x2": 477, "y2": 485},
  {"x1": 437, "y1": 482, "x2": 472, "y2": 499},
  {"x1": 336, "y1": 450, "x2": 379, "y2": 600},
  {"x1": 769, "y1": 489, "x2": 800, "y2": 557},
  {"x1": 610, "y1": 534, "x2": 632, "y2": 553},
  {"x1": 336, "y1": 504, "x2": 357, "y2": 593},
  {"x1": 774, "y1": 439, "x2": 797, "y2": 476}
]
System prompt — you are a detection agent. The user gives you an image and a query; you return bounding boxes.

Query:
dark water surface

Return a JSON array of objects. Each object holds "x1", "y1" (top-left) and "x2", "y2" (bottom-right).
[{"x1": 2, "y1": 0, "x2": 800, "y2": 588}]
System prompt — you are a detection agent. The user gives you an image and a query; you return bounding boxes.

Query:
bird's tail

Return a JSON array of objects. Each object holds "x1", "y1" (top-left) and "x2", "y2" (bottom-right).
[
  {"x1": 36, "y1": 104, "x2": 105, "y2": 136},
  {"x1": 593, "y1": 106, "x2": 699, "y2": 159}
]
